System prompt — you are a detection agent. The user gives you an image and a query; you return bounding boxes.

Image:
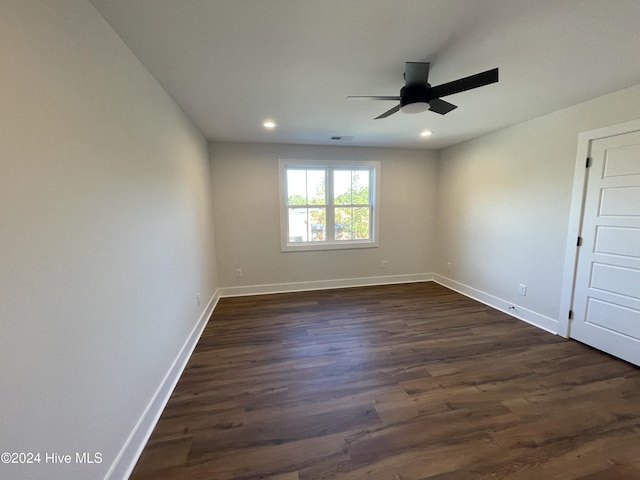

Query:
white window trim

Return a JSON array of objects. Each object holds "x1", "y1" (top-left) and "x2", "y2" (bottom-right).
[{"x1": 278, "y1": 159, "x2": 380, "y2": 252}]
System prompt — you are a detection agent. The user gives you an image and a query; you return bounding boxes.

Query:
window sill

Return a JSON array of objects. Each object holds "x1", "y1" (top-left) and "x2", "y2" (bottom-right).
[{"x1": 281, "y1": 240, "x2": 379, "y2": 253}]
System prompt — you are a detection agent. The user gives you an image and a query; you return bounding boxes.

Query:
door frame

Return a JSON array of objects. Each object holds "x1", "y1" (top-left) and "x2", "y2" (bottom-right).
[{"x1": 558, "y1": 118, "x2": 640, "y2": 338}]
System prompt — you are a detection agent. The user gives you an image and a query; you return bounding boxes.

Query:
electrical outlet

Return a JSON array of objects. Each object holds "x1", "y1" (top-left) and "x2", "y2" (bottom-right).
[
  {"x1": 235, "y1": 269, "x2": 243, "y2": 278},
  {"x1": 381, "y1": 260, "x2": 387, "y2": 269},
  {"x1": 519, "y1": 284, "x2": 527, "y2": 296},
  {"x1": 197, "y1": 293, "x2": 201, "y2": 306},
  {"x1": 447, "y1": 262, "x2": 453, "y2": 272}
]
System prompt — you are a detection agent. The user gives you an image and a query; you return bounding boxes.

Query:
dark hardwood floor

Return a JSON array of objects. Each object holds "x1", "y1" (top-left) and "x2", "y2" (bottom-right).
[{"x1": 130, "y1": 282, "x2": 640, "y2": 480}]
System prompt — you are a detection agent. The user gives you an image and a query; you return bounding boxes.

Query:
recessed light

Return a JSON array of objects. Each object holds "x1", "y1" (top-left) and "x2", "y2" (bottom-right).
[
  {"x1": 420, "y1": 130, "x2": 433, "y2": 137},
  {"x1": 263, "y1": 120, "x2": 277, "y2": 129}
]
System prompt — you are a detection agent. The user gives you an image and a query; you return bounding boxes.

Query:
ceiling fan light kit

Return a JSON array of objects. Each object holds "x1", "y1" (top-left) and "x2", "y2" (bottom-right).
[
  {"x1": 348, "y1": 62, "x2": 498, "y2": 119},
  {"x1": 400, "y1": 102, "x2": 430, "y2": 114}
]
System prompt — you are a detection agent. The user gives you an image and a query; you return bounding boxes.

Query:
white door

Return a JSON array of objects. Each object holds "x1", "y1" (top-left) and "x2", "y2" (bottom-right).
[{"x1": 570, "y1": 129, "x2": 640, "y2": 366}]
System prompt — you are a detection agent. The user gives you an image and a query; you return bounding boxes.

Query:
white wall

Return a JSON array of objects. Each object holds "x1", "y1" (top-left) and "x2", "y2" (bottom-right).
[
  {"x1": 210, "y1": 142, "x2": 437, "y2": 290},
  {"x1": 0, "y1": 2, "x2": 218, "y2": 479},
  {"x1": 436, "y1": 83, "x2": 640, "y2": 328}
]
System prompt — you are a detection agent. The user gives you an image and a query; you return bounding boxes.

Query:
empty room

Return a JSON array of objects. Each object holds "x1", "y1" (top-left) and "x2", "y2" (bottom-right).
[{"x1": 2, "y1": 1, "x2": 640, "y2": 479}]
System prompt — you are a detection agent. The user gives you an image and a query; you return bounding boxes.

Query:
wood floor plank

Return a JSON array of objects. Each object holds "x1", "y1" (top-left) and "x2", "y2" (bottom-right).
[{"x1": 130, "y1": 282, "x2": 640, "y2": 479}]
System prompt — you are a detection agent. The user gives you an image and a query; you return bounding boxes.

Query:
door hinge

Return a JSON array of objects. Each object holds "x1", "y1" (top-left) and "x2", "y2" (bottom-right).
[
  {"x1": 577, "y1": 236, "x2": 583, "y2": 246},
  {"x1": 586, "y1": 157, "x2": 592, "y2": 168},
  {"x1": 568, "y1": 310, "x2": 573, "y2": 320}
]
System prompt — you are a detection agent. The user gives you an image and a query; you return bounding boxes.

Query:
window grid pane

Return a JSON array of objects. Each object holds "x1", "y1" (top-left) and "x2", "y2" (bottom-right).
[
  {"x1": 333, "y1": 170, "x2": 352, "y2": 205},
  {"x1": 288, "y1": 207, "x2": 308, "y2": 242},
  {"x1": 307, "y1": 169, "x2": 325, "y2": 205},
  {"x1": 308, "y1": 208, "x2": 326, "y2": 241},
  {"x1": 334, "y1": 206, "x2": 371, "y2": 241},
  {"x1": 351, "y1": 169, "x2": 370, "y2": 205},
  {"x1": 286, "y1": 170, "x2": 307, "y2": 205}
]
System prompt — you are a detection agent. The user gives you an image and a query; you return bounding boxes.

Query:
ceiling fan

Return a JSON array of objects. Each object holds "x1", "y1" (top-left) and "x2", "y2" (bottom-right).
[{"x1": 348, "y1": 62, "x2": 499, "y2": 119}]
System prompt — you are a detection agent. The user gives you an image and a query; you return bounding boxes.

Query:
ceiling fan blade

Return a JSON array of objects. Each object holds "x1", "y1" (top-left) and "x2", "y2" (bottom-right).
[
  {"x1": 404, "y1": 62, "x2": 430, "y2": 87},
  {"x1": 429, "y1": 68, "x2": 498, "y2": 99},
  {"x1": 374, "y1": 104, "x2": 401, "y2": 119},
  {"x1": 428, "y1": 98, "x2": 457, "y2": 115},
  {"x1": 347, "y1": 96, "x2": 400, "y2": 101}
]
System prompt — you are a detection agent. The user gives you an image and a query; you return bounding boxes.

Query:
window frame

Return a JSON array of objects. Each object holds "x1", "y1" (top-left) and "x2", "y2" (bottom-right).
[{"x1": 278, "y1": 159, "x2": 380, "y2": 252}]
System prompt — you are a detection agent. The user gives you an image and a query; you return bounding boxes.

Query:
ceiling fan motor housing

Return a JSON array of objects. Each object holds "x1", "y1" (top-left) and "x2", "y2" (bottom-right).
[{"x1": 400, "y1": 84, "x2": 431, "y2": 110}]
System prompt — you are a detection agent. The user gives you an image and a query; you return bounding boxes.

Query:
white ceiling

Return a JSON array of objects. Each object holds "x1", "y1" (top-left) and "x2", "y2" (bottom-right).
[{"x1": 90, "y1": 0, "x2": 640, "y2": 150}]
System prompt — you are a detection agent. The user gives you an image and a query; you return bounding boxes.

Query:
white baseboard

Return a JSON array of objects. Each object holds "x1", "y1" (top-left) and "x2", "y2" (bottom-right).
[
  {"x1": 218, "y1": 273, "x2": 433, "y2": 298},
  {"x1": 432, "y1": 274, "x2": 559, "y2": 334},
  {"x1": 105, "y1": 289, "x2": 221, "y2": 480}
]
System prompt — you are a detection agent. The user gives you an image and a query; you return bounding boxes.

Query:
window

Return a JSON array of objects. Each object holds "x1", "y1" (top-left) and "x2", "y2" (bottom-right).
[{"x1": 279, "y1": 159, "x2": 380, "y2": 251}]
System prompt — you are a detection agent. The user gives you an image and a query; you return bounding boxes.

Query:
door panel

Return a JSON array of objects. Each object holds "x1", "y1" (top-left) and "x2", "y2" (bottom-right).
[
  {"x1": 603, "y1": 143, "x2": 640, "y2": 177},
  {"x1": 600, "y1": 186, "x2": 640, "y2": 216},
  {"x1": 590, "y1": 263, "x2": 640, "y2": 298},
  {"x1": 586, "y1": 298, "x2": 640, "y2": 335},
  {"x1": 570, "y1": 130, "x2": 640, "y2": 366},
  {"x1": 594, "y1": 226, "x2": 640, "y2": 258}
]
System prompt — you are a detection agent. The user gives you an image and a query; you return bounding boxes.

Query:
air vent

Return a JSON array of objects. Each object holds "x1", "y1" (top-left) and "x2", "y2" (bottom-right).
[{"x1": 330, "y1": 136, "x2": 354, "y2": 141}]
